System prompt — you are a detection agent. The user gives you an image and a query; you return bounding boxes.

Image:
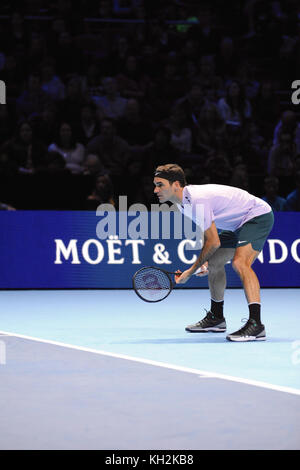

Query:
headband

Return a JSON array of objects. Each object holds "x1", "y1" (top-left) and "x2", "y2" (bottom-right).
[{"x1": 154, "y1": 170, "x2": 173, "y2": 181}]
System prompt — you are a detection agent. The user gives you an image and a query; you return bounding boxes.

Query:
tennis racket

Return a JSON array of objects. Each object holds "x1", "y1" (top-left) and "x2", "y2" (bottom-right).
[{"x1": 132, "y1": 265, "x2": 207, "y2": 303}]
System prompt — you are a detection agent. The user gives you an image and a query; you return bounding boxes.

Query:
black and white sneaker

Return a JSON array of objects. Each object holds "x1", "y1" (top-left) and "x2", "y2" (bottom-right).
[
  {"x1": 185, "y1": 311, "x2": 226, "y2": 333},
  {"x1": 226, "y1": 319, "x2": 266, "y2": 342}
]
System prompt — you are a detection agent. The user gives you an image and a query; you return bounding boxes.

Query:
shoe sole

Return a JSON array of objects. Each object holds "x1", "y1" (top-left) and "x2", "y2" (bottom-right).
[
  {"x1": 226, "y1": 335, "x2": 266, "y2": 342},
  {"x1": 186, "y1": 327, "x2": 226, "y2": 333}
]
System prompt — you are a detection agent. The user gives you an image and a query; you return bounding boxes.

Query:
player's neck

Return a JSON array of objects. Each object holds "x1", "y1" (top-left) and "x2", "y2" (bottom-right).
[{"x1": 170, "y1": 186, "x2": 184, "y2": 204}]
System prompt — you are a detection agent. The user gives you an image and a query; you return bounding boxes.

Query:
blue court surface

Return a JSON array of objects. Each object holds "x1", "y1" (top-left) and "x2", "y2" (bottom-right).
[{"x1": 0, "y1": 287, "x2": 299, "y2": 450}]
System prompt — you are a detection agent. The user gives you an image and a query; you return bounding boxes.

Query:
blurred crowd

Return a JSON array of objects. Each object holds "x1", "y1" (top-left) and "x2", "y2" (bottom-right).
[{"x1": 0, "y1": 0, "x2": 300, "y2": 210}]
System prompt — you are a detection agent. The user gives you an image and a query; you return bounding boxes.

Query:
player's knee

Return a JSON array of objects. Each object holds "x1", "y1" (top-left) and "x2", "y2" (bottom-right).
[
  {"x1": 232, "y1": 257, "x2": 244, "y2": 274},
  {"x1": 207, "y1": 259, "x2": 225, "y2": 274}
]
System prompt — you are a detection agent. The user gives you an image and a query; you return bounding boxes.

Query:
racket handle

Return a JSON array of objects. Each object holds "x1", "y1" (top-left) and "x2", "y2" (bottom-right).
[{"x1": 170, "y1": 266, "x2": 208, "y2": 276}]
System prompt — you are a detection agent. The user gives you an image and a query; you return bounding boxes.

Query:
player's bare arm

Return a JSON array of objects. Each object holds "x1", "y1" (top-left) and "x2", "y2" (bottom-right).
[{"x1": 175, "y1": 222, "x2": 221, "y2": 284}]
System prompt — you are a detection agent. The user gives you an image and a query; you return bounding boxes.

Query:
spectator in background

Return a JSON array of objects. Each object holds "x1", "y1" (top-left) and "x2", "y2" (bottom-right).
[
  {"x1": 273, "y1": 110, "x2": 300, "y2": 154},
  {"x1": 46, "y1": 17, "x2": 67, "y2": 57},
  {"x1": 2, "y1": 119, "x2": 47, "y2": 174},
  {"x1": 117, "y1": 98, "x2": 154, "y2": 146},
  {"x1": 107, "y1": 35, "x2": 131, "y2": 76},
  {"x1": 197, "y1": 55, "x2": 223, "y2": 102},
  {"x1": 75, "y1": 102, "x2": 100, "y2": 146},
  {"x1": 83, "y1": 153, "x2": 103, "y2": 177},
  {"x1": 230, "y1": 162, "x2": 250, "y2": 191},
  {"x1": 285, "y1": 170, "x2": 300, "y2": 211},
  {"x1": 268, "y1": 131, "x2": 297, "y2": 177},
  {"x1": 217, "y1": 80, "x2": 251, "y2": 126},
  {"x1": 140, "y1": 44, "x2": 161, "y2": 80},
  {"x1": 41, "y1": 58, "x2": 65, "y2": 102},
  {"x1": 191, "y1": 5, "x2": 219, "y2": 55},
  {"x1": 203, "y1": 152, "x2": 232, "y2": 186},
  {"x1": 35, "y1": 102, "x2": 58, "y2": 145},
  {"x1": 53, "y1": 31, "x2": 85, "y2": 78},
  {"x1": 5, "y1": 11, "x2": 30, "y2": 54},
  {"x1": 178, "y1": 40, "x2": 199, "y2": 83},
  {"x1": 131, "y1": 2, "x2": 147, "y2": 44},
  {"x1": 48, "y1": 121, "x2": 85, "y2": 174},
  {"x1": 124, "y1": 122, "x2": 180, "y2": 204},
  {"x1": 262, "y1": 176, "x2": 287, "y2": 211},
  {"x1": 223, "y1": 121, "x2": 247, "y2": 164},
  {"x1": 50, "y1": 0, "x2": 83, "y2": 35},
  {"x1": 195, "y1": 102, "x2": 226, "y2": 154},
  {"x1": 81, "y1": 153, "x2": 104, "y2": 204},
  {"x1": 141, "y1": 126, "x2": 180, "y2": 177},
  {"x1": 85, "y1": 172, "x2": 116, "y2": 210},
  {"x1": 16, "y1": 72, "x2": 51, "y2": 119},
  {"x1": 81, "y1": 63, "x2": 103, "y2": 100},
  {"x1": 215, "y1": 36, "x2": 239, "y2": 80},
  {"x1": 26, "y1": 32, "x2": 47, "y2": 73},
  {"x1": 179, "y1": 39, "x2": 199, "y2": 70},
  {"x1": 244, "y1": 120, "x2": 267, "y2": 175},
  {"x1": 236, "y1": 60, "x2": 260, "y2": 101},
  {"x1": 147, "y1": 18, "x2": 176, "y2": 56},
  {"x1": 93, "y1": 77, "x2": 128, "y2": 121},
  {"x1": 116, "y1": 54, "x2": 152, "y2": 101},
  {"x1": 86, "y1": 118, "x2": 130, "y2": 192},
  {"x1": 175, "y1": 80, "x2": 208, "y2": 134},
  {"x1": 253, "y1": 80, "x2": 280, "y2": 140},
  {"x1": 162, "y1": 105, "x2": 192, "y2": 154},
  {"x1": 153, "y1": 56, "x2": 186, "y2": 119},
  {"x1": 58, "y1": 76, "x2": 85, "y2": 124}
]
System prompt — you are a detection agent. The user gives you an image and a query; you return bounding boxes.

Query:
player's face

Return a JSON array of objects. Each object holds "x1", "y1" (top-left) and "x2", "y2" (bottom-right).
[{"x1": 153, "y1": 177, "x2": 175, "y2": 203}]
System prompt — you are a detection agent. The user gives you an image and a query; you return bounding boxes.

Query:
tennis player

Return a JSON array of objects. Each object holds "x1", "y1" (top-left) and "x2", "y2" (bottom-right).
[{"x1": 153, "y1": 163, "x2": 274, "y2": 342}]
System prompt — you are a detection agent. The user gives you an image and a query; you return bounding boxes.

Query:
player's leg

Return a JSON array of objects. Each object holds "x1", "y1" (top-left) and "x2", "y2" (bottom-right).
[
  {"x1": 231, "y1": 243, "x2": 260, "y2": 304},
  {"x1": 208, "y1": 247, "x2": 235, "y2": 299},
  {"x1": 208, "y1": 247, "x2": 236, "y2": 315},
  {"x1": 226, "y1": 243, "x2": 266, "y2": 341},
  {"x1": 226, "y1": 212, "x2": 274, "y2": 341},
  {"x1": 185, "y1": 247, "x2": 235, "y2": 332}
]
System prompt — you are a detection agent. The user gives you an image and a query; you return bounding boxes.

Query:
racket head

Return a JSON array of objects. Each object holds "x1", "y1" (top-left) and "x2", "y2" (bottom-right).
[{"x1": 132, "y1": 266, "x2": 174, "y2": 303}]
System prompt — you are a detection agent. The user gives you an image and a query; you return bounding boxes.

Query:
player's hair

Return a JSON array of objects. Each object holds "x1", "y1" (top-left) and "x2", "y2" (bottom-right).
[{"x1": 154, "y1": 164, "x2": 187, "y2": 187}]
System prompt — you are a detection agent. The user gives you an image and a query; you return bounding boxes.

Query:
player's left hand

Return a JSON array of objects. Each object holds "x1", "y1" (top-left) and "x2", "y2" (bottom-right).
[
  {"x1": 174, "y1": 269, "x2": 192, "y2": 284},
  {"x1": 195, "y1": 262, "x2": 209, "y2": 277}
]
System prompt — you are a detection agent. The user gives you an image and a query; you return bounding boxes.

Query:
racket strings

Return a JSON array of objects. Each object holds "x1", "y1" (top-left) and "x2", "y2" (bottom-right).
[{"x1": 133, "y1": 267, "x2": 172, "y2": 302}]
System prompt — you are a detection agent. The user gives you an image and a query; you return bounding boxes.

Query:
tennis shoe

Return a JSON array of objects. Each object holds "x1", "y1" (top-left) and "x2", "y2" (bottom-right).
[
  {"x1": 185, "y1": 310, "x2": 226, "y2": 332},
  {"x1": 226, "y1": 318, "x2": 266, "y2": 342}
]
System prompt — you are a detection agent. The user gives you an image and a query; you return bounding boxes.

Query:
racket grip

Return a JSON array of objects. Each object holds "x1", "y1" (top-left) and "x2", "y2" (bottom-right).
[{"x1": 171, "y1": 265, "x2": 208, "y2": 276}]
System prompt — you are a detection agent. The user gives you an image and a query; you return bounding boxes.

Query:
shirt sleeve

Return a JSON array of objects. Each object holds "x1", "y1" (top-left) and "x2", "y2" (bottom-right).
[{"x1": 192, "y1": 198, "x2": 214, "y2": 232}]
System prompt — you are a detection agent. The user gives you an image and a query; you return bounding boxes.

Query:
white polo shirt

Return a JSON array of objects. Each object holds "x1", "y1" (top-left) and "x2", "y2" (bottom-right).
[{"x1": 176, "y1": 184, "x2": 272, "y2": 232}]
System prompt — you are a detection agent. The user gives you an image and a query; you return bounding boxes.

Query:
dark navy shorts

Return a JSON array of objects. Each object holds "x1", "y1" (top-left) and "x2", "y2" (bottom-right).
[{"x1": 219, "y1": 211, "x2": 274, "y2": 252}]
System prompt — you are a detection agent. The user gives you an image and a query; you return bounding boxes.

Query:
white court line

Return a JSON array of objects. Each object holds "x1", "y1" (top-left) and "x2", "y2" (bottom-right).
[{"x1": 1, "y1": 329, "x2": 300, "y2": 396}]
